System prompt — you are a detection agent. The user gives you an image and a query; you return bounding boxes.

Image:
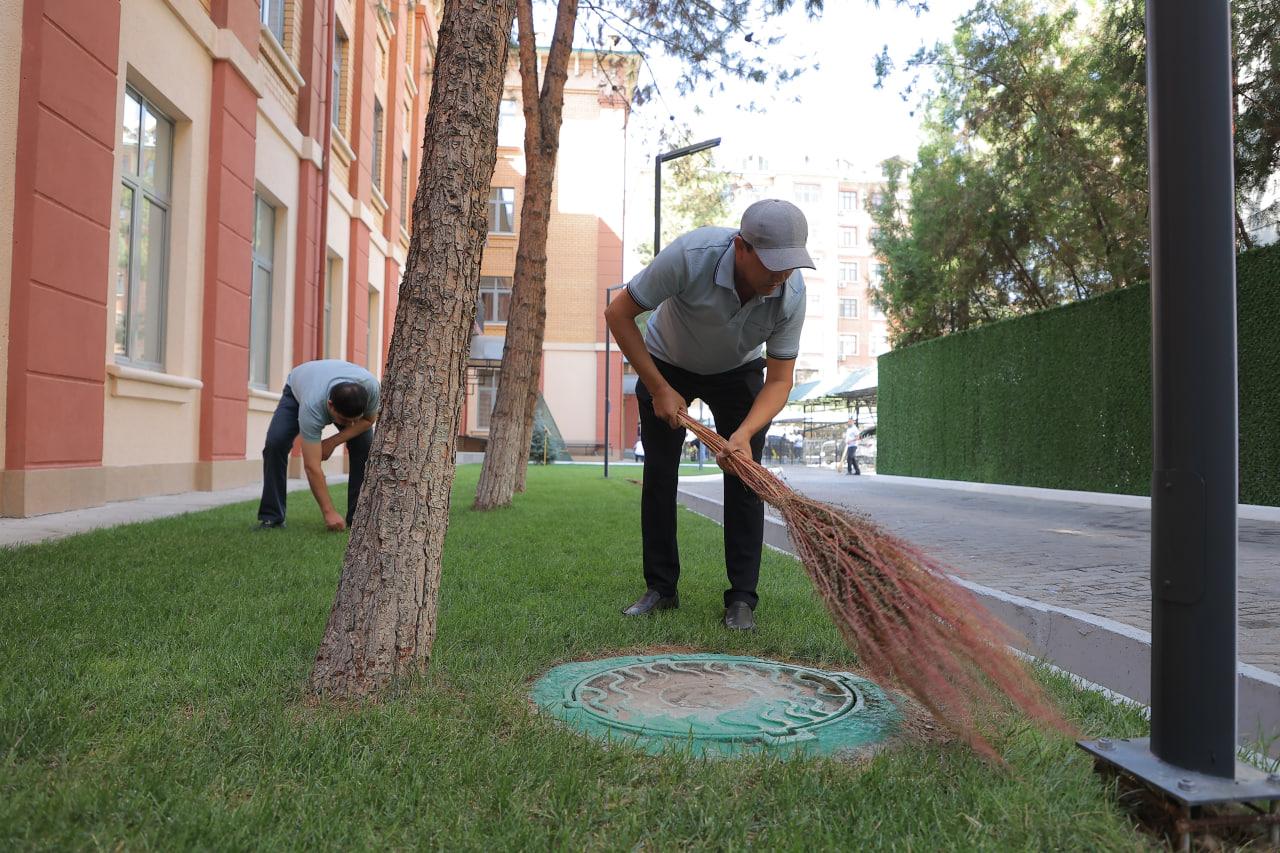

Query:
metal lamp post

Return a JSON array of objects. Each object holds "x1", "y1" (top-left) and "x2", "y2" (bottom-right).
[
  {"x1": 1078, "y1": 0, "x2": 1278, "y2": 847},
  {"x1": 603, "y1": 137, "x2": 722, "y2": 479}
]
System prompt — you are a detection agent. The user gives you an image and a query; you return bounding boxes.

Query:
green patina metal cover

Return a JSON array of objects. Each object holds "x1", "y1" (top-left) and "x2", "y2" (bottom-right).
[{"x1": 531, "y1": 653, "x2": 901, "y2": 758}]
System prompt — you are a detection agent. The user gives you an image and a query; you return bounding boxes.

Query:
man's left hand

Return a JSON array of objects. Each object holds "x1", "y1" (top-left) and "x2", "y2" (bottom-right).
[{"x1": 717, "y1": 429, "x2": 754, "y2": 470}]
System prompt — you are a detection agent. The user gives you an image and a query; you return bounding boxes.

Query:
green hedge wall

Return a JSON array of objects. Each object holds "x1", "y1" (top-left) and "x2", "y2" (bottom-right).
[{"x1": 878, "y1": 241, "x2": 1280, "y2": 506}]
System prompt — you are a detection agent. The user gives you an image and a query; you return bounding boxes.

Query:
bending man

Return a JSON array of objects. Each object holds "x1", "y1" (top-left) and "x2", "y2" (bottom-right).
[
  {"x1": 256, "y1": 359, "x2": 380, "y2": 532},
  {"x1": 604, "y1": 199, "x2": 814, "y2": 631}
]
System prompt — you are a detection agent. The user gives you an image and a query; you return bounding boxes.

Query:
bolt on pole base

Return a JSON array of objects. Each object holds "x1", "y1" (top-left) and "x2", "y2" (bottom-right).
[{"x1": 1080, "y1": 738, "x2": 1280, "y2": 849}]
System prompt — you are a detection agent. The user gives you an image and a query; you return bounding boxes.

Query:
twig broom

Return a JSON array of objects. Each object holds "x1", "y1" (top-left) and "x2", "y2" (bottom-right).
[{"x1": 678, "y1": 412, "x2": 1074, "y2": 760}]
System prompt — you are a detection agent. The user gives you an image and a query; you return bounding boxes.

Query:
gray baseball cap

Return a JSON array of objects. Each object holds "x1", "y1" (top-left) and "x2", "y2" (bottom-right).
[{"x1": 739, "y1": 199, "x2": 816, "y2": 272}]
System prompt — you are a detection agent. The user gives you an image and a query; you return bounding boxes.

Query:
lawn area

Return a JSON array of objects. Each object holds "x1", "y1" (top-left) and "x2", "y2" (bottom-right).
[{"x1": 0, "y1": 464, "x2": 1153, "y2": 850}]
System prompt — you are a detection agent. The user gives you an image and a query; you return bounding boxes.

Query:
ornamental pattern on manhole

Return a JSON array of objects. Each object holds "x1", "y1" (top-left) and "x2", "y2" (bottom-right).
[{"x1": 530, "y1": 654, "x2": 900, "y2": 757}]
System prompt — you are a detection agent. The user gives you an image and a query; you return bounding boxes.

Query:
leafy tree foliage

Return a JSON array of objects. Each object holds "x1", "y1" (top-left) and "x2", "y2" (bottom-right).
[{"x1": 871, "y1": 0, "x2": 1280, "y2": 345}]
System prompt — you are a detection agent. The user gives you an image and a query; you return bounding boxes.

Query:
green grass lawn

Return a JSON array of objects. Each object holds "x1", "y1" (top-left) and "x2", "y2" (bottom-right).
[{"x1": 0, "y1": 465, "x2": 1153, "y2": 850}]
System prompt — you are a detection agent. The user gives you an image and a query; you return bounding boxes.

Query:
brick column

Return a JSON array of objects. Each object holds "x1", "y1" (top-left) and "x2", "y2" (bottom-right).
[
  {"x1": 293, "y1": 0, "x2": 329, "y2": 365},
  {"x1": 197, "y1": 0, "x2": 259, "y2": 482},
  {"x1": 3, "y1": 0, "x2": 122, "y2": 515}
]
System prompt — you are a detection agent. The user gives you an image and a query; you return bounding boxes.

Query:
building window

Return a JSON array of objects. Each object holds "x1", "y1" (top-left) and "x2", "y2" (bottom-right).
[
  {"x1": 249, "y1": 194, "x2": 275, "y2": 389},
  {"x1": 324, "y1": 257, "x2": 340, "y2": 359},
  {"x1": 479, "y1": 276, "x2": 512, "y2": 323},
  {"x1": 839, "y1": 335, "x2": 859, "y2": 358},
  {"x1": 115, "y1": 87, "x2": 173, "y2": 368},
  {"x1": 794, "y1": 183, "x2": 820, "y2": 204},
  {"x1": 839, "y1": 261, "x2": 859, "y2": 285},
  {"x1": 476, "y1": 368, "x2": 499, "y2": 430},
  {"x1": 873, "y1": 262, "x2": 887, "y2": 281},
  {"x1": 261, "y1": 0, "x2": 285, "y2": 45},
  {"x1": 839, "y1": 190, "x2": 857, "y2": 211},
  {"x1": 332, "y1": 27, "x2": 347, "y2": 130},
  {"x1": 371, "y1": 98, "x2": 385, "y2": 193},
  {"x1": 488, "y1": 187, "x2": 515, "y2": 234},
  {"x1": 869, "y1": 226, "x2": 881, "y2": 243},
  {"x1": 840, "y1": 298, "x2": 859, "y2": 319},
  {"x1": 367, "y1": 289, "x2": 378, "y2": 371},
  {"x1": 497, "y1": 98, "x2": 522, "y2": 147},
  {"x1": 874, "y1": 334, "x2": 890, "y2": 355},
  {"x1": 840, "y1": 227, "x2": 856, "y2": 248},
  {"x1": 400, "y1": 152, "x2": 409, "y2": 227},
  {"x1": 871, "y1": 192, "x2": 885, "y2": 208}
]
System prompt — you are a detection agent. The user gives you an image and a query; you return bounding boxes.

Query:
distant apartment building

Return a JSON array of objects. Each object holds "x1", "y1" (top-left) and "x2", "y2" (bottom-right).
[
  {"x1": 466, "y1": 48, "x2": 638, "y2": 455},
  {"x1": 730, "y1": 154, "x2": 891, "y2": 384},
  {"x1": 0, "y1": 0, "x2": 439, "y2": 516}
]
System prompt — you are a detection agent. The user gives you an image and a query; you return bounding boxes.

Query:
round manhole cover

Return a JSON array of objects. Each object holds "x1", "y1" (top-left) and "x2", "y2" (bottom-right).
[{"x1": 531, "y1": 654, "x2": 900, "y2": 757}]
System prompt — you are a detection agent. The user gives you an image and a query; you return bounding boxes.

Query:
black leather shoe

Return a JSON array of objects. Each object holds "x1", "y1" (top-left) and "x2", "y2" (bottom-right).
[
  {"x1": 724, "y1": 601, "x2": 755, "y2": 631},
  {"x1": 254, "y1": 520, "x2": 287, "y2": 531},
  {"x1": 622, "y1": 590, "x2": 678, "y2": 616}
]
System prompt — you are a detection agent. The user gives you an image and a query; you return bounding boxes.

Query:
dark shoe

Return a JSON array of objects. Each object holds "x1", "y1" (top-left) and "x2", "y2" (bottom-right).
[
  {"x1": 724, "y1": 601, "x2": 756, "y2": 631},
  {"x1": 254, "y1": 520, "x2": 287, "y2": 531},
  {"x1": 622, "y1": 590, "x2": 678, "y2": 616}
]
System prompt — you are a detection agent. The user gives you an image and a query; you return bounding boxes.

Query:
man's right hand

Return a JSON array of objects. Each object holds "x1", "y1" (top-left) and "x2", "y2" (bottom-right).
[
  {"x1": 323, "y1": 510, "x2": 347, "y2": 532},
  {"x1": 651, "y1": 385, "x2": 688, "y2": 428}
]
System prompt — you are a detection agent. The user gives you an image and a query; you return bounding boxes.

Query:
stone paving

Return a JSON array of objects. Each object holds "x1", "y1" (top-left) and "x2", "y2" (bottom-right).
[
  {"x1": 0, "y1": 476, "x2": 346, "y2": 548},
  {"x1": 679, "y1": 466, "x2": 1280, "y2": 675}
]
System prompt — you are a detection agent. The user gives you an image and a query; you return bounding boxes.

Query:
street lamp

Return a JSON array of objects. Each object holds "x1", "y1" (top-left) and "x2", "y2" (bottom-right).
[
  {"x1": 602, "y1": 137, "x2": 723, "y2": 479},
  {"x1": 1078, "y1": 1, "x2": 1278, "y2": 846},
  {"x1": 603, "y1": 283, "x2": 627, "y2": 479}
]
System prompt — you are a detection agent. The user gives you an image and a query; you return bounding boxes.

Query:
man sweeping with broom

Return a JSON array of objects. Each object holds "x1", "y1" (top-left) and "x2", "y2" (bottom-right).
[{"x1": 605, "y1": 199, "x2": 815, "y2": 631}]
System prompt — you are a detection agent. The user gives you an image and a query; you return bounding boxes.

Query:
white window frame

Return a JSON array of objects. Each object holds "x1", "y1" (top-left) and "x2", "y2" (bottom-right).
[
  {"x1": 476, "y1": 368, "x2": 500, "y2": 431},
  {"x1": 488, "y1": 187, "x2": 515, "y2": 234},
  {"x1": 839, "y1": 190, "x2": 857, "y2": 211},
  {"x1": 794, "y1": 182, "x2": 821, "y2": 204},
  {"x1": 249, "y1": 194, "x2": 275, "y2": 389},
  {"x1": 479, "y1": 275, "x2": 512, "y2": 323},
  {"x1": 840, "y1": 298, "x2": 859, "y2": 319},
  {"x1": 115, "y1": 86, "x2": 173, "y2": 370},
  {"x1": 839, "y1": 334, "x2": 859, "y2": 358},
  {"x1": 332, "y1": 27, "x2": 347, "y2": 130},
  {"x1": 371, "y1": 98, "x2": 385, "y2": 193},
  {"x1": 261, "y1": 0, "x2": 285, "y2": 45},
  {"x1": 839, "y1": 261, "x2": 859, "y2": 285}
]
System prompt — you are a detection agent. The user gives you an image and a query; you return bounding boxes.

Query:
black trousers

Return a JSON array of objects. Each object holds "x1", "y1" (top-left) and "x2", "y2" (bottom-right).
[
  {"x1": 636, "y1": 357, "x2": 769, "y2": 609},
  {"x1": 845, "y1": 444, "x2": 860, "y2": 475},
  {"x1": 257, "y1": 385, "x2": 372, "y2": 525}
]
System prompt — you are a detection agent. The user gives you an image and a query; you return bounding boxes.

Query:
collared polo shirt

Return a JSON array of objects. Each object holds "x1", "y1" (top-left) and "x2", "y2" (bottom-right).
[
  {"x1": 625, "y1": 226, "x2": 806, "y2": 375},
  {"x1": 286, "y1": 359, "x2": 381, "y2": 442}
]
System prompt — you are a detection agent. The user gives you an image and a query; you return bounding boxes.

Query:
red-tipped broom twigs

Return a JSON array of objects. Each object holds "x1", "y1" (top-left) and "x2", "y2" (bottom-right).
[{"x1": 677, "y1": 412, "x2": 1075, "y2": 761}]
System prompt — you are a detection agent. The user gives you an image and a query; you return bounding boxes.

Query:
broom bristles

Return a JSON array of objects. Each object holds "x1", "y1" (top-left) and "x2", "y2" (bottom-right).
[{"x1": 677, "y1": 413, "x2": 1074, "y2": 760}]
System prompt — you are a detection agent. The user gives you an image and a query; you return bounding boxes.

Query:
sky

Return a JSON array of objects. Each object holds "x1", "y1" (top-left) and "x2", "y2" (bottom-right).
[{"x1": 615, "y1": 0, "x2": 979, "y2": 174}]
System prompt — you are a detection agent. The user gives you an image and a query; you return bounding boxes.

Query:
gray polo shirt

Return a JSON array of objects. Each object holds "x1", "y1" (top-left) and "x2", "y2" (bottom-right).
[
  {"x1": 286, "y1": 359, "x2": 381, "y2": 442},
  {"x1": 626, "y1": 226, "x2": 806, "y2": 375}
]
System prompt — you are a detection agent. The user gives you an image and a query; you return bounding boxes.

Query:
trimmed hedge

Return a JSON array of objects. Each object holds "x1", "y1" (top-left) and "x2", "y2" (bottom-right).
[{"x1": 879, "y1": 242, "x2": 1280, "y2": 506}]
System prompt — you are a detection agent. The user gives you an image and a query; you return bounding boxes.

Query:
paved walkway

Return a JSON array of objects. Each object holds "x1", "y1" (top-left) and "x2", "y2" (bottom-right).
[
  {"x1": 678, "y1": 466, "x2": 1280, "y2": 675},
  {"x1": 0, "y1": 476, "x2": 346, "y2": 548}
]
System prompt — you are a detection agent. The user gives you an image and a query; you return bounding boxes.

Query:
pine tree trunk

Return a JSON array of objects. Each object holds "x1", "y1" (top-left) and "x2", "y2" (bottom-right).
[
  {"x1": 474, "y1": 0, "x2": 578, "y2": 510},
  {"x1": 308, "y1": 0, "x2": 517, "y2": 699}
]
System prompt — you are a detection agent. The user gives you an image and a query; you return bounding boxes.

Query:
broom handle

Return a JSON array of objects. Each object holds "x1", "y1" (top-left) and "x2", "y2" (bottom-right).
[{"x1": 675, "y1": 411, "x2": 770, "y2": 486}]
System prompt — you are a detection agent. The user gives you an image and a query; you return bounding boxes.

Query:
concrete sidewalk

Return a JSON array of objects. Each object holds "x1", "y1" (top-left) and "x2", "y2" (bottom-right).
[
  {"x1": 0, "y1": 475, "x2": 348, "y2": 548},
  {"x1": 676, "y1": 466, "x2": 1280, "y2": 751}
]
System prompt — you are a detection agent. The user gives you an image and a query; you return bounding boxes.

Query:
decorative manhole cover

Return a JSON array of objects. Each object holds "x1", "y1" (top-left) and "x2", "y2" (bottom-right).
[{"x1": 531, "y1": 654, "x2": 900, "y2": 757}]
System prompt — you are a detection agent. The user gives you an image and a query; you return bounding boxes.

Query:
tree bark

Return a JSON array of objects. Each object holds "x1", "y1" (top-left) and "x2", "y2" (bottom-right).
[
  {"x1": 474, "y1": 0, "x2": 579, "y2": 510},
  {"x1": 309, "y1": 0, "x2": 517, "y2": 699}
]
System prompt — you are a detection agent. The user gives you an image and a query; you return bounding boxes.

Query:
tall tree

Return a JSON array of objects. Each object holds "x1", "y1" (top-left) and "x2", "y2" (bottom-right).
[
  {"x1": 474, "y1": 0, "x2": 579, "y2": 509},
  {"x1": 871, "y1": 0, "x2": 1151, "y2": 344},
  {"x1": 309, "y1": 0, "x2": 518, "y2": 699},
  {"x1": 474, "y1": 0, "x2": 839, "y2": 510},
  {"x1": 872, "y1": 0, "x2": 1280, "y2": 345}
]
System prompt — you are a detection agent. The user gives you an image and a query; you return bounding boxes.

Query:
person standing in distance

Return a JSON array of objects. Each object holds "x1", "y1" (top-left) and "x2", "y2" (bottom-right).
[
  {"x1": 256, "y1": 359, "x2": 380, "y2": 532},
  {"x1": 604, "y1": 199, "x2": 814, "y2": 631}
]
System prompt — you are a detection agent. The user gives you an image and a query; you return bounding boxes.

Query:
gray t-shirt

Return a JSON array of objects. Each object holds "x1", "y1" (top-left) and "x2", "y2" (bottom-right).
[
  {"x1": 625, "y1": 226, "x2": 806, "y2": 375},
  {"x1": 286, "y1": 360, "x2": 380, "y2": 442}
]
